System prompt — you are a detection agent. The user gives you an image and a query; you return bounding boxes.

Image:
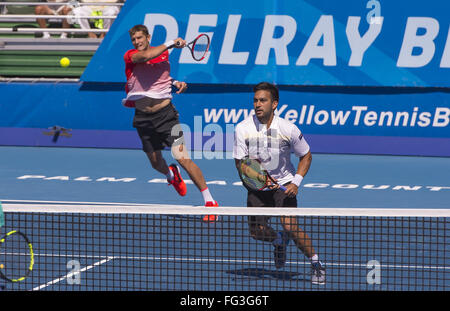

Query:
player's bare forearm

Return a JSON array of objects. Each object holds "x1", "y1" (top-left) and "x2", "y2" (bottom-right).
[
  {"x1": 131, "y1": 45, "x2": 168, "y2": 63},
  {"x1": 234, "y1": 159, "x2": 265, "y2": 182},
  {"x1": 131, "y1": 38, "x2": 186, "y2": 63},
  {"x1": 284, "y1": 151, "x2": 312, "y2": 197}
]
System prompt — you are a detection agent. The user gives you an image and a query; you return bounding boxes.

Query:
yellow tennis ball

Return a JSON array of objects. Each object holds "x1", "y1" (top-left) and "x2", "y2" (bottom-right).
[
  {"x1": 60, "y1": 57, "x2": 70, "y2": 68},
  {"x1": 0, "y1": 264, "x2": 4, "y2": 269}
]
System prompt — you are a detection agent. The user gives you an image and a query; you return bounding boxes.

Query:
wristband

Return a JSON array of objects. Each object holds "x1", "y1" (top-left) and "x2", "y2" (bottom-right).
[
  {"x1": 164, "y1": 40, "x2": 175, "y2": 48},
  {"x1": 291, "y1": 174, "x2": 303, "y2": 187},
  {"x1": 172, "y1": 80, "x2": 179, "y2": 86}
]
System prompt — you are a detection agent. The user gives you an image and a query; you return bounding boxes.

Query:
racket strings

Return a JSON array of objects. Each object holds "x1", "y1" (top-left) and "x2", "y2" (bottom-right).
[
  {"x1": 0, "y1": 233, "x2": 31, "y2": 281},
  {"x1": 191, "y1": 35, "x2": 209, "y2": 61},
  {"x1": 239, "y1": 158, "x2": 267, "y2": 190}
]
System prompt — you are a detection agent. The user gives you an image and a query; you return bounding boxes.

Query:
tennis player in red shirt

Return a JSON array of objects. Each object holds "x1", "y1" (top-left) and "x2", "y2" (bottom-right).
[{"x1": 123, "y1": 24, "x2": 218, "y2": 221}]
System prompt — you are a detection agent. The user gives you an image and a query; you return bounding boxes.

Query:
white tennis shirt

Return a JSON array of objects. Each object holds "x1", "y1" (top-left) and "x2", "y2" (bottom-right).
[{"x1": 233, "y1": 115, "x2": 310, "y2": 186}]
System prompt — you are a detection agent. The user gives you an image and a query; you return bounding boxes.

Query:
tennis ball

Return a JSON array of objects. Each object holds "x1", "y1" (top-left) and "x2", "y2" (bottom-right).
[
  {"x1": 60, "y1": 57, "x2": 70, "y2": 68},
  {"x1": 0, "y1": 264, "x2": 4, "y2": 269}
]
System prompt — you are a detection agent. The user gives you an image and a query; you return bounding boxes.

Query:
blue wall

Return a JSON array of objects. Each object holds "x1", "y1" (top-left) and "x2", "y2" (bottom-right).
[
  {"x1": 0, "y1": 82, "x2": 448, "y2": 156},
  {"x1": 1, "y1": 0, "x2": 449, "y2": 156}
]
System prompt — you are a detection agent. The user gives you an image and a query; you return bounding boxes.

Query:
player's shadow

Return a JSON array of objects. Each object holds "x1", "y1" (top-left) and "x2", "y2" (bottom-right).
[{"x1": 226, "y1": 267, "x2": 306, "y2": 282}]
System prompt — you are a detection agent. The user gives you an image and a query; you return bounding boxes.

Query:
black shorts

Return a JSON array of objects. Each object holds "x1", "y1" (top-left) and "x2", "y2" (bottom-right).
[
  {"x1": 133, "y1": 103, "x2": 184, "y2": 153},
  {"x1": 247, "y1": 186, "x2": 297, "y2": 225}
]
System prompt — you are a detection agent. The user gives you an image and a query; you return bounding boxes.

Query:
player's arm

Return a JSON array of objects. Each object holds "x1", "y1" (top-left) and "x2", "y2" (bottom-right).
[
  {"x1": 131, "y1": 38, "x2": 186, "y2": 63},
  {"x1": 234, "y1": 159, "x2": 265, "y2": 183},
  {"x1": 284, "y1": 126, "x2": 312, "y2": 197},
  {"x1": 296, "y1": 150, "x2": 312, "y2": 178},
  {"x1": 232, "y1": 124, "x2": 246, "y2": 169},
  {"x1": 285, "y1": 151, "x2": 312, "y2": 197}
]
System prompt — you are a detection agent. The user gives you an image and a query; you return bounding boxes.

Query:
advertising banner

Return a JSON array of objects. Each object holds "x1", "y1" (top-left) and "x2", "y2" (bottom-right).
[{"x1": 82, "y1": 0, "x2": 450, "y2": 87}]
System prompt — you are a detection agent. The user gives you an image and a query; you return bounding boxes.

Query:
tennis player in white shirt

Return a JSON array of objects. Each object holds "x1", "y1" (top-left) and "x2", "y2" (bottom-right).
[{"x1": 233, "y1": 82, "x2": 325, "y2": 285}]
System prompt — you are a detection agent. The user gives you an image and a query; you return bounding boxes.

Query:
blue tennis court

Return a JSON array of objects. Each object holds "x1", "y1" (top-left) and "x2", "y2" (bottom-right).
[{"x1": 0, "y1": 146, "x2": 449, "y2": 291}]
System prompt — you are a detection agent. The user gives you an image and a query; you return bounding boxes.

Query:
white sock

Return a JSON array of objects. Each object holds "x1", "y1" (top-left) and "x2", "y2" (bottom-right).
[
  {"x1": 310, "y1": 254, "x2": 319, "y2": 263},
  {"x1": 201, "y1": 187, "x2": 214, "y2": 203},
  {"x1": 166, "y1": 169, "x2": 174, "y2": 181}
]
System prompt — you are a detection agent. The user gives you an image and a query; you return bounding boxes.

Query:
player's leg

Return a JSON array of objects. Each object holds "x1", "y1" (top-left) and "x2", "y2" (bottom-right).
[
  {"x1": 171, "y1": 141, "x2": 207, "y2": 191},
  {"x1": 136, "y1": 124, "x2": 186, "y2": 196},
  {"x1": 247, "y1": 191, "x2": 277, "y2": 241},
  {"x1": 279, "y1": 215, "x2": 315, "y2": 258},
  {"x1": 171, "y1": 140, "x2": 218, "y2": 221},
  {"x1": 275, "y1": 189, "x2": 325, "y2": 284},
  {"x1": 145, "y1": 150, "x2": 170, "y2": 175},
  {"x1": 247, "y1": 190, "x2": 289, "y2": 268},
  {"x1": 165, "y1": 104, "x2": 218, "y2": 210},
  {"x1": 248, "y1": 216, "x2": 277, "y2": 242}
]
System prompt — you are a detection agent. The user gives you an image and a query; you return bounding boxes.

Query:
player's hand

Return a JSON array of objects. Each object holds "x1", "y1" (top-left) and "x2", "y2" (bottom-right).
[
  {"x1": 284, "y1": 183, "x2": 298, "y2": 197},
  {"x1": 174, "y1": 81, "x2": 188, "y2": 94},
  {"x1": 173, "y1": 38, "x2": 186, "y2": 48}
]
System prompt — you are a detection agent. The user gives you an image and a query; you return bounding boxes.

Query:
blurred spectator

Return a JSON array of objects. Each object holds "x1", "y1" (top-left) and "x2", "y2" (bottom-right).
[
  {"x1": 35, "y1": 0, "x2": 73, "y2": 39},
  {"x1": 71, "y1": 0, "x2": 121, "y2": 39}
]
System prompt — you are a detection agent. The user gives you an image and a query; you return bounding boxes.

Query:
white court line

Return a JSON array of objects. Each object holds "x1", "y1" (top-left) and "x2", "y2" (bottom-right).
[
  {"x1": 29, "y1": 252, "x2": 450, "y2": 273},
  {"x1": 111, "y1": 255, "x2": 450, "y2": 271},
  {"x1": 32, "y1": 257, "x2": 114, "y2": 291},
  {"x1": 25, "y1": 252, "x2": 449, "y2": 290}
]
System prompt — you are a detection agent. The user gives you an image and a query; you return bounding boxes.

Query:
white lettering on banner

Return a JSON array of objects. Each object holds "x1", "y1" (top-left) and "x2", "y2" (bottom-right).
[
  {"x1": 352, "y1": 106, "x2": 368, "y2": 126},
  {"x1": 440, "y1": 26, "x2": 450, "y2": 68},
  {"x1": 15, "y1": 175, "x2": 450, "y2": 192},
  {"x1": 255, "y1": 15, "x2": 297, "y2": 65},
  {"x1": 203, "y1": 106, "x2": 449, "y2": 130},
  {"x1": 433, "y1": 108, "x2": 450, "y2": 127},
  {"x1": 346, "y1": 16, "x2": 383, "y2": 66},
  {"x1": 397, "y1": 17, "x2": 440, "y2": 68},
  {"x1": 296, "y1": 15, "x2": 336, "y2": 66},
  {"x1": 418, "y1": 112, "x2": 431, "y2": 127},
  {"x1": 143, "y1": 13, "x2": 450, "y2": 68},
  {"x1": 180, "y1": 14, "x2": 217, "y2": 64},
  {"x1": 219, "y1": 15, "x2": 249, "y2": 65}
]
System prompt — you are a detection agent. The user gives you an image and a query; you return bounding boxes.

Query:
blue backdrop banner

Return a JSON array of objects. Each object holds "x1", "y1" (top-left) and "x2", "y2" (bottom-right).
[
  {"x1": 0, "y1": 82, "x2": 449, "y2": 156},
  {"x1": 82, "y1": 0, "x2": 450, "y2": 87}
]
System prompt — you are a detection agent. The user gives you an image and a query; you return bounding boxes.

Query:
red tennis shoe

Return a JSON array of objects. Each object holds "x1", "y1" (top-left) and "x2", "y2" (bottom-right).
[
  {"x1": 168, "y1": 164, "x2": 187, "y2": 196},
  {"x1": 203, "y1": 201, "x2": 219, "y2": 222}
]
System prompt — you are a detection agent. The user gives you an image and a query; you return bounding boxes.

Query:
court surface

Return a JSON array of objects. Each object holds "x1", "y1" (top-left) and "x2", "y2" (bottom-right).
[{"x1": 0, "y1": 146, "x2": 449, "y2": 290}]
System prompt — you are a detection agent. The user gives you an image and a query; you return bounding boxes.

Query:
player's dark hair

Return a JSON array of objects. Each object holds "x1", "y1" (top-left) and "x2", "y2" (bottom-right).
[
  {"x1": 253, "y1": 82, "x2": 279, "y2": 102},
  {"x1": 129, "y1": 24, "x2": 149, "y2": 36}
]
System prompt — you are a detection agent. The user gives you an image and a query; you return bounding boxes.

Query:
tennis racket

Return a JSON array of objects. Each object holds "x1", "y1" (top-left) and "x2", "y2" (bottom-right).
[
  {"x1": 175, "y1": 34, "x2": 210, "y2": 61},
  {"x1": 237, "y1": 157, "x2": 287, "y2": 191},
  {"x1": 0, "y1": 230, "x2": 34, "y2": 283}
]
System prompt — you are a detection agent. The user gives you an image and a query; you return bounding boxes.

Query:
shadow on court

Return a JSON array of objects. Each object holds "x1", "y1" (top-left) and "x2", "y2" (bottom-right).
[{"x1": 227, "y1": 267, "x2": 305, "y2": 282}]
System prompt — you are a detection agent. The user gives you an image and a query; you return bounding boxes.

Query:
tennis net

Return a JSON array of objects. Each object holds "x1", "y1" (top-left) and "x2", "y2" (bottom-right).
[{"x1": 0, "y1": 202, "x2": 449, "y2": 291}]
